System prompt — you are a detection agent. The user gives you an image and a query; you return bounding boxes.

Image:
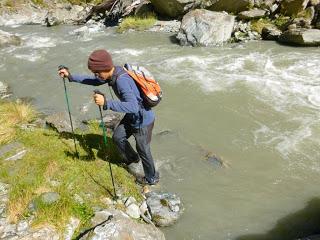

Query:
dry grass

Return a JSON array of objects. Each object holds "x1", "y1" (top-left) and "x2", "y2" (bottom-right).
[{"x1": 0, "y1": 100, "x2": 37, "y2": 145}]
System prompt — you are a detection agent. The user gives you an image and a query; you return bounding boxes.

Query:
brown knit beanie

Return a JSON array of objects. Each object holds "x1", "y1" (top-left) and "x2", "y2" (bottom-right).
[{"x1": 88, "y1": 49, "x2": 114, "y2": 71}]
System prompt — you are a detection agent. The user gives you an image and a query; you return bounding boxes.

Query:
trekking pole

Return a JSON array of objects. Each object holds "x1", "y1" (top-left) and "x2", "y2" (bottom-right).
[
  {"x1": 58, "y1": 65, "x2": 79, "y2": 159},
  {"x1": 94, "y1": 89, "x2": 117, "y2": 199}
]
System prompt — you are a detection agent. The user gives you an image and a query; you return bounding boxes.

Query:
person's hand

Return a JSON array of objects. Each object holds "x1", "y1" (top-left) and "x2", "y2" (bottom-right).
[
  {"x1": 93, "y1": 93, "x2": 105, "y2": 106},
  {"x1": 58, "y1": 68, "x2": 69, "y2": 78}
]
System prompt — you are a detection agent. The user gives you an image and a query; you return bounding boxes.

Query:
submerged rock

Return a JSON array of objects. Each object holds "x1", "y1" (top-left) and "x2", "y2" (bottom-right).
[
  {"x1": 0, "y1": 30, "x2": 21, "y2": 48},
  {"x1": 278, "y1": 28, "x2": 320, "y2": 46},
  {"x1": 176, "y1": 9, "x2": 235, "y2": 46},
  {"x1": 146, "y1": 191, "x2": 183, "y2": 227}
]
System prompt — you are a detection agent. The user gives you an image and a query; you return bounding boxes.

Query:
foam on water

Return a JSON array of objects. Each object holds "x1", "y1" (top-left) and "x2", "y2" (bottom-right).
[{"x1": 112, "y1": 48, "x2": 144, "y2": 56}]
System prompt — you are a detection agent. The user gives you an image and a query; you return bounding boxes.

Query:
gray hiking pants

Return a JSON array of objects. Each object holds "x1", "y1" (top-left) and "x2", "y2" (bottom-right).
[{"x1": 112, "y1": 119, "x2": 156, "y2": 180}]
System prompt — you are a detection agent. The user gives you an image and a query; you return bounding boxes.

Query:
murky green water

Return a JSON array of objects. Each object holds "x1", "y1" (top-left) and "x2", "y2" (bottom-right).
[{"x1": 1, "y1": 25, "x2": 320, "y2": 240}]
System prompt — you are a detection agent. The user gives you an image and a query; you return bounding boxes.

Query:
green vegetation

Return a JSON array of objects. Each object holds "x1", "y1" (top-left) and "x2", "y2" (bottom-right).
[
  {"x1": 250, "y1": 18, "x2": 274, "y2": 34},
  {"x1": 273, "y1": 15, "x2": 291, "y2": 30},
  {"x1": 117, "y1": 14, "x2": 157, "y2": 33},
  {"x1": 0, "y1": 101, "x2": 141, "y2": 234}
]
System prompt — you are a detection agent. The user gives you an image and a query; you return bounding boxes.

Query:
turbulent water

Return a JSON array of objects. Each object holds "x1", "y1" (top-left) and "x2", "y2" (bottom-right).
[{"x1": 1, "y1": 24, "x2": 320, "y2": 240}]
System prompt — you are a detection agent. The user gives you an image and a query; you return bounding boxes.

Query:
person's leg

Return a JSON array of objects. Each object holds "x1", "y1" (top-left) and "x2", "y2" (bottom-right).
[
  {"x1": 134, "y1": 121, "x2": 158, "y2": 183},
  {"x1": 112, "y1": 120, "x2": 139, "y2": 164}
]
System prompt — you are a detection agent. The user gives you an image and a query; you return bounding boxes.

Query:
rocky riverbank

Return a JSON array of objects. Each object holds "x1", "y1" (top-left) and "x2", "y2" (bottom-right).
[
  {"x1": 1, "y1": 0, "x2": 320, "y2": 47},
  {"x1": 0, "y1": 85, "x2": 184, "y2": 239}
]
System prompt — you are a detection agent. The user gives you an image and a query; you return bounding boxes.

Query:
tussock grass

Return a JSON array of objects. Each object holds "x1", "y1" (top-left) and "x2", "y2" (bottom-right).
[
  {"x1": 0, "y1": 102, "x2": 141, "y2": 234},
  {"x1": 0, "y1": 100, "x2": 37, "y2": 145},
  {"x1": 117, "y1": 14, "x2": 157, "y2": 33}
]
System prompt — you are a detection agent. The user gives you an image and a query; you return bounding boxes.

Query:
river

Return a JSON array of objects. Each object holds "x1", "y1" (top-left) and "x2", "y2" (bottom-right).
[{"x1": 1, "y1": 25, "x2": 320, "y2": 240}]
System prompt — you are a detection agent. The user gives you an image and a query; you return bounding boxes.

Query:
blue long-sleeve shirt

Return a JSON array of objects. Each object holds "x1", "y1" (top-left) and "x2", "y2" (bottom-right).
[{"x1": 69, "y1": 66, "x2": 155, "y2": 128}]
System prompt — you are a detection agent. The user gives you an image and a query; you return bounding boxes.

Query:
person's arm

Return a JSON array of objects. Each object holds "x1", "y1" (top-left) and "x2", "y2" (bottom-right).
[
  {"x1": 103, "y1": 75, "x2": 140, "y2": 113},
  {"x1": 58, "y1": 68, "x2": 105, "y2": 86},
  {"x1": 68, "y1": 74, "x2": 105, "y2": 86}
]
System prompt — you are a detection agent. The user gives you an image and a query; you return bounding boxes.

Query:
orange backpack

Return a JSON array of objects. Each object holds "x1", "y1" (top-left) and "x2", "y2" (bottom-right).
[{"x1": 123, "y1": 63, "x2": 162, "y2": 108}]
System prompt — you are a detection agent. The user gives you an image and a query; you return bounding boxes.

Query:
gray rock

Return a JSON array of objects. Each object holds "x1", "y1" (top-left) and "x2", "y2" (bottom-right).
[
  {"x1": 64, "y1": 217, "x2": 80, "y2": 240},
  {"x1": 44, "y1": 4, "x2": 84, "y2": 27},
  {"x1": 146, "y1": 191, "x2": 183, "y2": 227},
  {"x1": 278, "y1": 28, "x2": 320, "y2": 46},
  {"x1": 126, "y1": 162, "x2": 144, "y2": 178},
  {"x1": 126, "y1": 203, "x2": 141, "y2": 219},
  {"x1": 18, "y1": 226, "x2": 59, "y2": 240},
  {"x1": 176, "y1": 9, "x2": 235, "y2": 46},
  {"x1": 149, "y1": 20, "x2": 181, "y2": 33},
  {"x1": 89, "y1": 209, "x2": 165, "y2": 240},
  {"x1": 262, "y1": 25, "x2": 282, "y2": 40},
  {"x1": 0, "y1": 142, "x2": 24, "y2": 158},
  {"x1": 238, "y1": 8, "x2": 267, "y2": 20},
  {"x1": 0, "y1": 30, "x2": 21, "y2": 48},
  {"x1": 150, "y1": 0, "x2": 196, "y2": 18},
  {"x1": 280, "y1": 0, "x2": 309, "y2": 16},
  {"x1": 45, "y1": 111, "x2": 86, "y2": 133},
  {"x1": 207, "y1": 0, "x2": 254, "y2": 13},
  {"x1": 5, "y1": 149, "x2": 27, "y2": 161},
  {"x1": 16, "y1": 220, "x2": 29, "y2": 233},
  {"x1": 40, "y1": 192, "x2": 60, "y2": 205}
]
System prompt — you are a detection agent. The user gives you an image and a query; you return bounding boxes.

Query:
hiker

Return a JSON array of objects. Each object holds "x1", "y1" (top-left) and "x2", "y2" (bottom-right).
[{"x1": 58, "y1": 49, "x2": 159, "y2": 185}]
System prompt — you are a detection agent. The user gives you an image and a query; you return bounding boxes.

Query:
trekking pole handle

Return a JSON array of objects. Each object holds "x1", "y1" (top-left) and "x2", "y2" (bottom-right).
[
  {"x1": 93, "y1": 89, "x2": 104, "y2": 97},
  {"x1": 58, "y1": 65, "x2": 69, "y2": 71}
]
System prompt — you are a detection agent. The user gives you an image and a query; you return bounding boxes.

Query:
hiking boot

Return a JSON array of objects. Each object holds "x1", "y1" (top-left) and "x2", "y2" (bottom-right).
[{"x1": 136, "y1": 172, "x2": 159, "y2": 186}]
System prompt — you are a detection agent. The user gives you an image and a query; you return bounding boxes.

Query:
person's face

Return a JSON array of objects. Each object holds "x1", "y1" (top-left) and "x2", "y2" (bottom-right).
[{"x1": 93, "y1": 68, "x2": 113, "y2": 81}]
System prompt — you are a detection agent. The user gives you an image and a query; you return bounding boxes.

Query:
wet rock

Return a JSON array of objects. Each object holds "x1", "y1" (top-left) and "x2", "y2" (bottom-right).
[
  {"x1": 207, "y1": 0, "x2": 254, "y2": 14},
  {"x1": 233, "y1": 21, "x2": 261, "y2": 42},
  {"x1": 262, "y1": 25, "x2": 282, "y2": 40},
  {"x1": 44, "y1": 4, "x2": 85, "y2": 27},
  {"x1": 146, "y1": 191, "x2": 183, "y2": 227},
  {"x1": 45, "y1": 111, "x2": 86, "y2": 133},
  {"x1": 5, "y1": 149, "x2": 27, "y2": 161},
  {"x1": 40, "y1": 192, "x2": 60, "y2": 205},
  {"x1": 0, "y1": 30, "x2": 21, "y2": 48},
  {"x1": 88, "y1": 209, "x2": 165, "y2": 240},
  {"x1": 278, "y1": 28, "x2": 320, "y2": 46},
  {"x1": 280, "y1": 0, "x2": 309, "y2": 16},
  {"x1": 176, "y1": 9, "x2": 235, "y2": 46},
  {"x1": 150, "y1": 0, "x2": 196, "y2": 18},
  {"x1": 64, "y1": 217, "x2": 80, "y2": 240},
  {"x1": 70, "y1": 21, "x2": 105, "y2": 40},
  {"x1": 238, "y1": 8, "x2": 267, "y2": 20},
  {"x1": 149, "y1": 20, "x2": 181, "y2": 33}
]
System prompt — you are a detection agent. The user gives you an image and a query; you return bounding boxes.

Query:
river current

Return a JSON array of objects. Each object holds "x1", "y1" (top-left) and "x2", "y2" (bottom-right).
[{"x1": 1, "y1": 25, "x2": 320, "y2": 240}]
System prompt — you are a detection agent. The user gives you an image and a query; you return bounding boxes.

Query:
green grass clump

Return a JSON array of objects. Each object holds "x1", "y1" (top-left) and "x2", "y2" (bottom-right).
[
  {"x1": 250, "y1": 18, "x2": 274, "y2": 34},
  {"x1": 273, "y1": 15, "x2": 291, "y2": 30},
  {"x1": 0, "y1": 102, "x2": 142, "y2": 234},
  {"x1": 117, "y1": 14, "x2": 157, "y2": 33}
]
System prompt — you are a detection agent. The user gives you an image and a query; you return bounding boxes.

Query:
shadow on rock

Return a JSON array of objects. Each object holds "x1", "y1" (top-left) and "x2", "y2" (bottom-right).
[{"x1": 235, "y1": 198, "x2": 320, "y2": 240}]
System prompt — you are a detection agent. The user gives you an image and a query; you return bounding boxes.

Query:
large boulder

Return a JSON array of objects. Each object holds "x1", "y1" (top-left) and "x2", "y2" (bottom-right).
[
  {"x1": 176, "y1": 9, "x2": 235, "y2": 46},
  {"x1": 278, "y1": 28, "x2": 320, "y2": 46},
  {"x1": 87, "y1": 209, "x2": 165, "y2": 240},
  {"x1": 0, "y1": 30, "x2": 21, "y2": 48},
  {"x1": 207, "y1": 0, "x2": 254, "y2": 14},
  {"x1": 280, "y1": 0, "x2": 309, "y2": 16},
  {"x1": 44, "y1": 4, "x2": 85, "y2": 26},
  {"x1": 149, "y1": 0, "x2": 196, "y2": 18}
]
